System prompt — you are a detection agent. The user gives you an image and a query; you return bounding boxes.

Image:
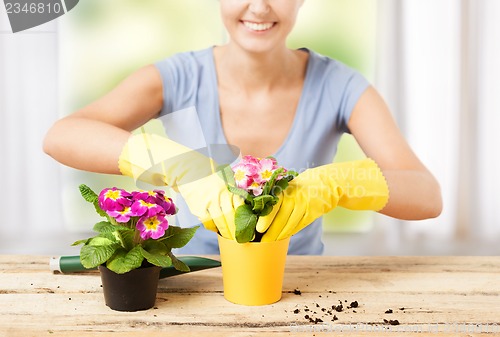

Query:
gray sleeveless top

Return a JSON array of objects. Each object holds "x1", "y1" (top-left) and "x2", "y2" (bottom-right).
[{"x1": 154, "y1": 47, "x2": 369, "y2": 255}]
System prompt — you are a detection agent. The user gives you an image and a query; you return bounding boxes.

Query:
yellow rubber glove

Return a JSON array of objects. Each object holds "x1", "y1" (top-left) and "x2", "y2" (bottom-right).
[
  {"x1": 118, "y1": 133, "x2": 214, "y2": 188},
  {"x1": 177, "y1": 166, "x2": 244, "y2": 241},
  {"x1": 118, "y1": 133, "x2": 242, "y2": 238},
  {"x1": 260, "y1": 159, "x2": 389, "y2": 242}
]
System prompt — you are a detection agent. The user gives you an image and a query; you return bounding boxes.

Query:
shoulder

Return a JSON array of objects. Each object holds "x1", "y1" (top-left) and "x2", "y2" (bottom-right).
[
  {"x1": 300, "y1": 49, "x2": 371, "y2": 132},
  {"x1": 305, "y1": 49, "x2": 366, "y2": 85},
  {"x1": 302, "y1": 49, "x2": 370, "y2": 107},
  {"x1": 154, "y1": 47, "x2": 213, "y2": 77},
  {"x1": 152, "y1": 47, "x2": 215, "y2": 115}
]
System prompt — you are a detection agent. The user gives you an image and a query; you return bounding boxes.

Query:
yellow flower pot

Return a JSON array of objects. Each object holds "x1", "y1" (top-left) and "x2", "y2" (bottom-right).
[{"x1": 217, "y1": 235, "x2": 290, "y2": 306}]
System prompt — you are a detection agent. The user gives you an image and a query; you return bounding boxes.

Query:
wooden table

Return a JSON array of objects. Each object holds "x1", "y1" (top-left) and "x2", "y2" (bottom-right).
[{"x1": 1, "y1": 255, "x2": 499, "y2": 336}]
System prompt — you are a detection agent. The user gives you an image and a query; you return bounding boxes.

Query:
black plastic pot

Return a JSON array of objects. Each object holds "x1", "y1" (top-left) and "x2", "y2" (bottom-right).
[{"x1": 98, "y1": 264, "x2": 161, "y2": 312}]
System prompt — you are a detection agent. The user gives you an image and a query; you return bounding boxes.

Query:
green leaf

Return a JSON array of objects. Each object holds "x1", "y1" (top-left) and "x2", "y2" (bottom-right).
[
  {"x1": 139, "y1": 246, "x2": 172, "y2": 267},
  {"x1": 92, "y1": 221, "x2": 114, "y2": 233},
  {"x1": 79, "y1": 184, "x2": 98, "y2": 203},
  {"x1": 252, "y1": 195, "x2": 276, "y2": 213},
  {"x1": 80, "y1": 244, "x2": 119, "y2": 269},
  {"x1": 263, "y1": 169, "x2": 297, "y2": 196},
  {"x1": 168, "y1": 252, "x2": 190, "y2": 272},
  {"x1": 259, "y1": 203, "x2": 274, "y2": 217},
  {"x1": 78, "y1": 184, "x2": 109, "y2": 218},
  {"x1": 217, "y1": 164, "x2": 236, "y2": 185},
  {"x1": 93, "y1": 221, "x2": 132, "y2": 234},
  {"x1": 262, "y1": 168, "x2": 284, "y2": 195},
  {"x1": 160, "y1": 226, "x2": 199, "y2": 249},
  {"x1": 71, "y1": 238, "x2": 89, "y2": 246},
  {"x1": 274, "y1": 173, "x2": 297, "y2": 196},
  {"x1": 115, "y1": 230, "x2": 135, "y2": 251},
  {"x1": 88, "y1": 236, "x2": 115, "y2": 246},
  {"x1": 142, "y1": 240, "x2": 168, "y2": 254},
  {"x1": 272, "y1": 178, "x2": 289, "y2": 196},
  {"x1": 106, "y1": 246, "x2": 144, "y2": 274},
  {"x1": 227, "y1": 185, "x2": 253, "y2": 204},
  {"x1": 93, "y1": 203, "x2": 108, "y2": 219},
  {"x1": 235, "y1": 204, "x2": 258, "y2": 243}
]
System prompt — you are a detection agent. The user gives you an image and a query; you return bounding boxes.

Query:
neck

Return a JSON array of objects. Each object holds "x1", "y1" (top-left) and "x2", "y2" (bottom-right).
[{"x1": 214, "y1": 44, "x2": 305, "y2": 92}]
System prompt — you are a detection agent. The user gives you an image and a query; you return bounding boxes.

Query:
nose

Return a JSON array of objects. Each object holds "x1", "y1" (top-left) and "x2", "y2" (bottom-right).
[{"x1": 248, "y1": 0, "x2": 270, "y2": 15}]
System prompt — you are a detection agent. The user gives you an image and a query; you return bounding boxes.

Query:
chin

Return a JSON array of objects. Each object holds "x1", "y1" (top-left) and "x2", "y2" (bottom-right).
[{"x1": 231, "y1": 39, "x2": 282, "y2": 55}]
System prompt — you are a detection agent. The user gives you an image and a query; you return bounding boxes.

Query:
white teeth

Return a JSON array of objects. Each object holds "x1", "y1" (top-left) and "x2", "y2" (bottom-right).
[{"x1": 243, "y1": 21, "x2": 274, "y2": 31}]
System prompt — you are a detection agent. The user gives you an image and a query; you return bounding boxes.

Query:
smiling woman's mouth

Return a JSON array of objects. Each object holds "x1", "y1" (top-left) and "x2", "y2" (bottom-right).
[{"x1": 242, "y1": 21, "x2": 275, "y2": 32}]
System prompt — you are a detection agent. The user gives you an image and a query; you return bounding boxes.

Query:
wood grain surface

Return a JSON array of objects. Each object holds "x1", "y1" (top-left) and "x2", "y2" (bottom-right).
[{"x1": 1, "y1": 255, "x2": 499, "y2": 336}]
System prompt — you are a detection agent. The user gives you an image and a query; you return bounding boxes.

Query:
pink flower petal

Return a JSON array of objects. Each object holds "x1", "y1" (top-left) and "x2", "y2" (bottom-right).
[
  {"x1": 98, "y1": 187, "x2": 132, "y2": 212},
  {"x1": 248, "y1": 181, "x2": 264, "y2": 196},
  {"x1": 136, "y1": 215, "x2": 169, "y2": 240},
  {"x1": 107, "y1": 206, "x2": 134, "y2": 223}
]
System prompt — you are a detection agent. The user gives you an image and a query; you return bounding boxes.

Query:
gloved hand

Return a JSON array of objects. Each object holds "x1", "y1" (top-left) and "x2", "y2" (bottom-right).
[
  {"x1": 177, "y1": 166, "x2": 244, "y2": 241},
  {"x1": 258, "y1": 159, "x2": 389, "y2": 242},
  {"x1": 118, "y1": 132, "x2": 214, "y2": 188},
  {"x1": 118, "y1": 132, "x2": 242, "y2": 238}
]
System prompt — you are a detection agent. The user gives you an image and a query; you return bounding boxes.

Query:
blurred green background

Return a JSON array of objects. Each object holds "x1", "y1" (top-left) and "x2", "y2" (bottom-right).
[{"x1": 58, "y1": 0, "x2": 377, "y2": 233}]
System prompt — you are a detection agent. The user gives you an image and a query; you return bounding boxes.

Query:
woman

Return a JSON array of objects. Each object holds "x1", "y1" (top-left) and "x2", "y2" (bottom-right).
[{"x1": 44, "y1": 0, "x2": 442, "y2": 254}]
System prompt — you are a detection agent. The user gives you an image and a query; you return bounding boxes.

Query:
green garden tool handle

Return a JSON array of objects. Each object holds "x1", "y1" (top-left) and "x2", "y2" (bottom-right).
[{"x1": 50, "y1": 255, "x2": 221, "y2": 279}]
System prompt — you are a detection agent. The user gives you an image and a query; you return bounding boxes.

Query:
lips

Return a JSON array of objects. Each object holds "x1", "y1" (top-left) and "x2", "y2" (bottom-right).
[{"x1": 242, "y1": 21, "x2": 275, "y2": 32}]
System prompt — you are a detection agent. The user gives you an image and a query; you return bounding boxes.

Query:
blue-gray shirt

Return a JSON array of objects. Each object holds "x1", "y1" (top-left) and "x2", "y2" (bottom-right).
[{"x1": 154, "y1": 47, "x2": 369, "y2": 255}]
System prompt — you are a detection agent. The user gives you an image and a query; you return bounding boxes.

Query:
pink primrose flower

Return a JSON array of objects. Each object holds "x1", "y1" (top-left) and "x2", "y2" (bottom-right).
[
  {"x1": 268, "y1": 156, "x2": 279, "y2": 168},
  {"x1": 156, "y1": 195, "x2": 177, "y2": 215},
  {"x1": 241, "y1": 155, "x2": 260, "y2": 166},
  {"x1": 231, "y1": 155, "x2": 287, "y2": 196},
  {"x1": 131, "y1": 199, "x2": 164, "y2": 218},
  {"x1": 255, "y1": 158, "x2": 275, "y2": 184},
  {"x1": 232, "y1": 162, "x2": 257, "y2": 190},
  {"x1": 131, "y1": 190, "x2": 157, "y2": 203},
  {"x1": 107, "y1": 206, "x2": 134, "y2": 223},
  {"x1": 98, "y1": 188, "x2": 132, "y2": 212},
  {"x1": 136, "y1": 215, "x2": 169, "y2": 240},
  {"x1": 248, "y1": 181, "x2": 264, "y2": 196},
  {"x1": 132, "y1": 190, "x2": 177, "y2": 216}
]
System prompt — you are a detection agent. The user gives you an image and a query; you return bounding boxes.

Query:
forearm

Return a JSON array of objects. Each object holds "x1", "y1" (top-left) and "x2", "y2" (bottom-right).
[
  {"x1": 379, "y1": 170, "x2": 442, "y2": 220},
  {"x1": 43, "y1": 117, "x2": 130, "y2": 174}
]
